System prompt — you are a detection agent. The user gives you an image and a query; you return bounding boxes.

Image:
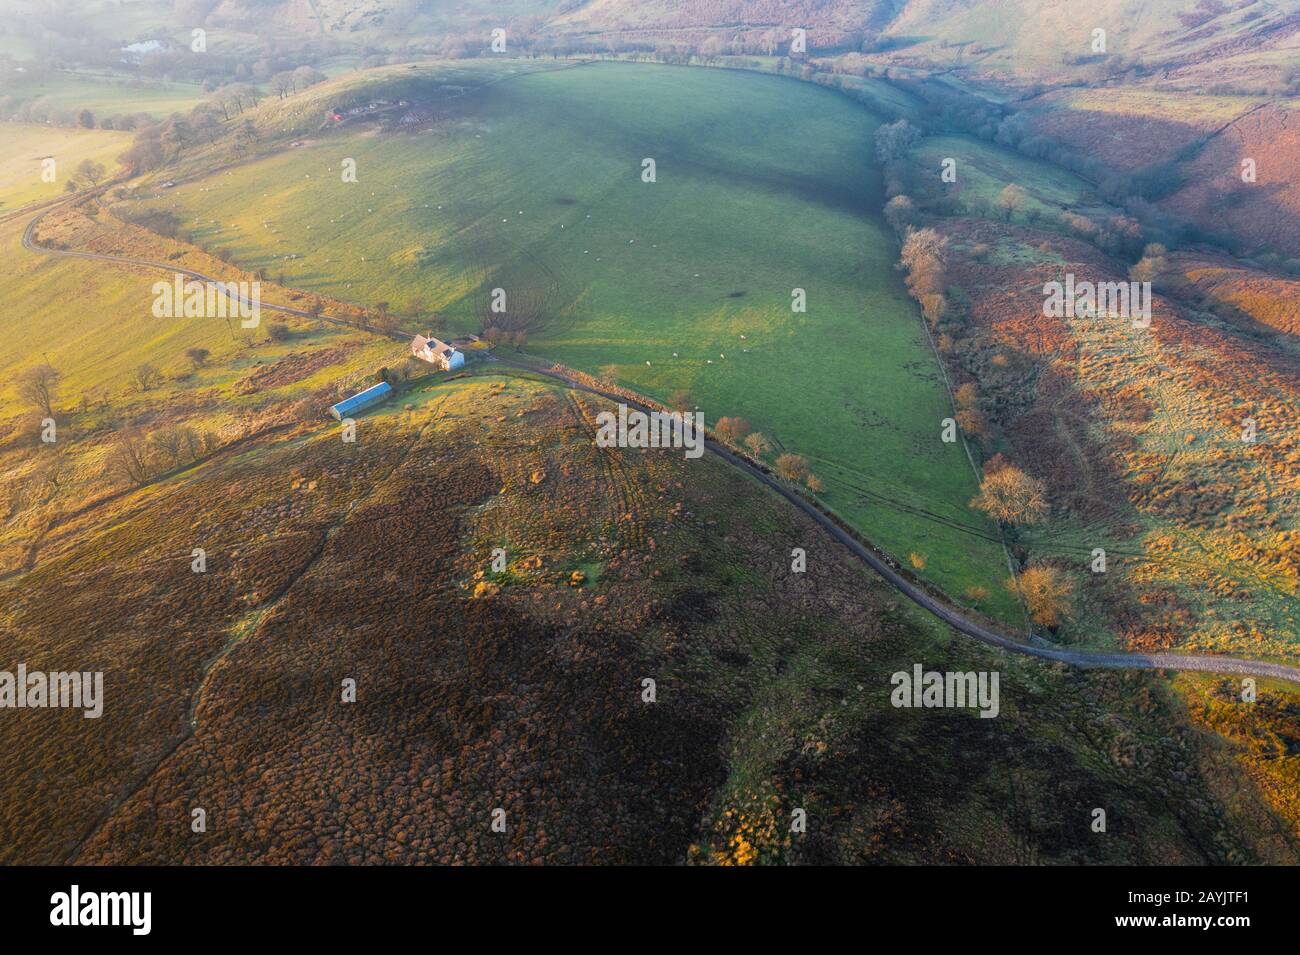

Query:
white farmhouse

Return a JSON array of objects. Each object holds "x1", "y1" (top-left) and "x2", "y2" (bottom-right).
[{"x1": 411, "y1": 333, "x2": 465, "y2": 371}]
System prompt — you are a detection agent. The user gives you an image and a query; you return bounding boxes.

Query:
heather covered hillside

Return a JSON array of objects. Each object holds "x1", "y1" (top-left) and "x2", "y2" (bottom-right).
[{"x1": 5, "y1": 378, "x2": 1295, "y2": 864}]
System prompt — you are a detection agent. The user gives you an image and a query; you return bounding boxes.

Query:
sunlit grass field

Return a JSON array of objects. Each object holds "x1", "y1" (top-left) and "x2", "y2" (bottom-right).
[
  {"x1": 910, "y1": 132, "x2": 1119, "y2": 222},
  {"x1": 0, "y1": 215, "x2": 395, "y2": 413},
  {"x1": 0, "y1": 123, "x2": 130, "y2": 211}
]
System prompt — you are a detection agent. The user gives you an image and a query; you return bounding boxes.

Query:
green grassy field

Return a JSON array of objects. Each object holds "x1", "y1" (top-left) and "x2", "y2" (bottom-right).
[
  {"x1": 0, "y1": 124, "x2": 131, "y2": 210},
  {"x1": 910, "y1": 133, "x2": 1118, "y2": 222},
  {"x1": 3, "y1": 70, "x2": 207, "y2": 120},
  {"x1": 126, "y1": 60, "x2": 1017, "y2": 617}
]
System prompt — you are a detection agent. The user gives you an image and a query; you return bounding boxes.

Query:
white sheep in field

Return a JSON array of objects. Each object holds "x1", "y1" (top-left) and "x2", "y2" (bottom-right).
[{"x1": 645, "y1": 361, "x2": 651, "y2": 366}]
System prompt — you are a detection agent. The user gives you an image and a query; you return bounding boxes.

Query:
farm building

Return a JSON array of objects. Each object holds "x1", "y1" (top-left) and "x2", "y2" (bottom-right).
[
  {"x1": 329, "y1": 381, "x2": 393, "y2": 420},
  {"x1": 411, "y1": 333, "x2": 465, "y2": 371}
]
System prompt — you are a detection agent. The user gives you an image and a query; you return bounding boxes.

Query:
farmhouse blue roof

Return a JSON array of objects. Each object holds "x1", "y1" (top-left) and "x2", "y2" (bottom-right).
[{"x1": 330, "y1": 381, "x2": 393, "y2": 419}]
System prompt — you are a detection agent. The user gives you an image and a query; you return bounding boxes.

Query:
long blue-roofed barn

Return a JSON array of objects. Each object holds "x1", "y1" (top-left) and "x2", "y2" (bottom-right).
[{"x1": 329, "y1": 381, "x2": 393, "y2": 420}]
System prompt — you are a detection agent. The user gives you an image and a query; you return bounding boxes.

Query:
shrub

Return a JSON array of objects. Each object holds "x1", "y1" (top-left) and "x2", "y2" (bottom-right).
[
  {"x1": 714, "y1": 416, "x2": 752, "y2": 444},
  {"x1": 971, "y1": 459, "x2": 1048, "y2": 525},
  {"x1": 1008, "y1": 565, "x2": 1074, "y2": 628},
  {"x1": 775, "y1": 453, "x2": 809, "y2": 483},
  {"x1": 742, "y1": 432, "x2": 771, "y2": 457}
]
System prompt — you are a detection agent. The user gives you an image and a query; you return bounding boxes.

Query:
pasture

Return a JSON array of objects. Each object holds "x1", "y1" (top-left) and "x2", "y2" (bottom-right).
[
  {"x1": 0, "y1": 123, "x2": 130, "y2": 210},
  {"x1": 3, "y1": 70, "x2": 207, "y2": 120},
  {"x1": 127, "y1": 60, "x2": 1017, "y2": 617},
  {"x1": 911, "y1": 133, "x2": 1117, "y2": 223},
  {"x1": 0, "y1": 214, "x2": 395, "y2": 418}
]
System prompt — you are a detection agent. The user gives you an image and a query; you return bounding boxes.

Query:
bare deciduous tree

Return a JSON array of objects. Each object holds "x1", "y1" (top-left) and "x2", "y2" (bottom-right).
[
  {"x1": 150, "y1": 425, "x2": 185, "y2": 468},
  {"x1": 995, "y1": 184, "x2": 1030, "y2": 221},
  {"x1": 18, "y1": 364, "x2": 60, "y2": 417},
  {"x1": 75, "y1": 159, "x2": 106, "y2": 187},
  {"x1": 109, "y1": 429, "x2": 151, "y2": 485},
  {"x1": 131, "y1": 363, "x2": 162, "y2": 392}
]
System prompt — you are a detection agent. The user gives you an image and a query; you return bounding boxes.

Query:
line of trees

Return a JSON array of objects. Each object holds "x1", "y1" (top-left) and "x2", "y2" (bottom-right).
[
  {"x1": 887, "y1": 205, "x2": 1076, "y2": 629},
  {"x1": 108, "y1": 423, "x2": 219, "y2": 486},
  {"x1": 0, "y1": 94, "x2": 155, "y2": 131}
]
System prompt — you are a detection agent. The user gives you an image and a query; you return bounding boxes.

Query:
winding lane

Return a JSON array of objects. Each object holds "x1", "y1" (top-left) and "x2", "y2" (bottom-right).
[{"x1": 19, "y1": 201, "x2": 1300, "y2": 687}]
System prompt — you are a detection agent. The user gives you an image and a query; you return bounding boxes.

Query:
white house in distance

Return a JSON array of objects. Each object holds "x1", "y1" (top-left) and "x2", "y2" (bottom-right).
[{"x1": 411, "y1": 333, "x2": 465, "y2": 371}]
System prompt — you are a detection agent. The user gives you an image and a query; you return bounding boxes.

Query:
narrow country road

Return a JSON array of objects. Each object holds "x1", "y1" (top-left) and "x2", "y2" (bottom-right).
[
  {"x1": 490, "y1": 357, "x2": 1300, "y2": 685},
  {"x1": 20, "y1": 203, "x2": 1300, "y2": 687}
]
